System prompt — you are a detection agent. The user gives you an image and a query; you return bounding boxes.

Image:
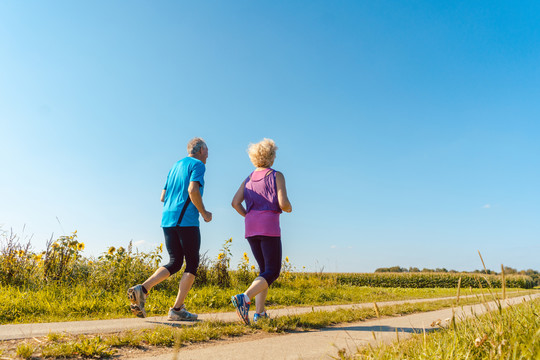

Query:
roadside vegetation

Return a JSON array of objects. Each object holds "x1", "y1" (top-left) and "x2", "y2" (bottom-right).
[
  {"x1": 0, "y1": 230, "x2": 533, "y2": 324},
  {"x1": 342, "y1": 297, "x2": 540, "y2": 359},
  {"x1": 0, "y1": 293, "x2": 529, "y2": 359},
  {"x1": 1, "y1": 229, "x2": 539, "y2": 359},
  {"x1": 0, "y1": 230, "x2": 535, "y2": 324}
]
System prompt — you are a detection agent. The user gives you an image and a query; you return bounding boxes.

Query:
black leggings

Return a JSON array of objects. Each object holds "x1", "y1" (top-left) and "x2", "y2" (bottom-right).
[
  {"x1": 247, "y1": 236, "x2": 281, "y2": 286},
  {"x1": 162, "y1": 226, "x2": 200, "y2": 276}
]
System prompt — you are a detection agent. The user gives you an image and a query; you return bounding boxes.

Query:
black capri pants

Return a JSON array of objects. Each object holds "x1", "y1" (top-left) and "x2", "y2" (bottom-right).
[
  {"x1": 247, "y1": 235, "x2": 282, "y2": 286},
  {"x1": 162, "y1": 226, "x2": 200, "y2": 276}
]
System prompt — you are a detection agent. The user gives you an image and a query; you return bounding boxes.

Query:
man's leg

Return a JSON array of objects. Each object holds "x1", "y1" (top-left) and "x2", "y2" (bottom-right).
[
  {"x1": 129, "y1": 227, "x2": 184, "y2": 318},
  {"x1": 144, "y1": 227, "x2": 184, "y2": 291},
  {"x1": 173, "y1": 272, "x2": 196, "y2": 309},
  {"x1": 172, "y1": 226, "x2": 200, "y2": 309},
  {"x1": 142, "y1": 267, "x2": 170, "y2": 292}
]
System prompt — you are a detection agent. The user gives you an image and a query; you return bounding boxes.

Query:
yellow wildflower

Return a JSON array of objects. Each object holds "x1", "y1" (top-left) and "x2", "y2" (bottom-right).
[
  {"x1": 108, "y1": 246, "x2": 115, "y2": 255},
  {"x1": 77, "y1": 243, "x2": 85, "y2": 251},
  {"x1": 251, "y1": 265, "x2": 255, "y2": 271},
  {"x1": 52, "y1": 242, "x2": 59, "y2": 249},
  {"x1": 285, "y1": 256, "x2": 289, "y2": 263},
  {"x1": 217, "y1": 252, "x2": 225, "y2": 260},
  {"x1": 159, "y1": 243, "x2": 163, "y2": 253}
]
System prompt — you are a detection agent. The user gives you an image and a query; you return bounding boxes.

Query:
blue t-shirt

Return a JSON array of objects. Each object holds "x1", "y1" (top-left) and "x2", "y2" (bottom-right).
[{"x1": 161, "y1": 157, "x2": 205, "y2": 227}]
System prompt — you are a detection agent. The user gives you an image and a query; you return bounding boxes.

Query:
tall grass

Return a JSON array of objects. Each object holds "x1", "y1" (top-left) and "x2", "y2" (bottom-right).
[
  {"x1": 1, "y1": 231, "x2": 533, "y2": 290},
  {"x1": 2, "y1": 280, "x2": 516, "y2": 324},
  {"x1": 349, "y1": 297, "x2": 540, "y2": 359},
  {"x1": 0, "y1": 231, "x2": 535, "y2": 324}
]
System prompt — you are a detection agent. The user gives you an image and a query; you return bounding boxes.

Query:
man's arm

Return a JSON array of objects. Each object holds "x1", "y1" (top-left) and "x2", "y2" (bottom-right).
[
  {"x1": 188, "y1": 181, "x2": 212, "y2": 222},
  {"x1": 160, "y1": 189, "x2": 166, "y2": 202}
]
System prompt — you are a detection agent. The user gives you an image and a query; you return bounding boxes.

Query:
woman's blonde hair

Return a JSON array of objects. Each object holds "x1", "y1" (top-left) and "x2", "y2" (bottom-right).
[{"x1": 247, "y1": 138, "x2": 278, "y2": 168}]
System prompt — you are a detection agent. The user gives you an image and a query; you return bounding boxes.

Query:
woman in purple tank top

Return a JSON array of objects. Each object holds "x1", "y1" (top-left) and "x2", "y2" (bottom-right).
[{"x1": 231, "y1": 138, "x2": 292, "y2": 325}]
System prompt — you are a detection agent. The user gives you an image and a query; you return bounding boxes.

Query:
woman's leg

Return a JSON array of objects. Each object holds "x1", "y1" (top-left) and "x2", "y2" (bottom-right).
[
  {"x1": 245, "y1": 237, "x2": 267, "y2": 303},
  {"x1": 254, "y1": 287, "x2": 268, "y2": 314},
  {"x1": 258, "y1": 236, "x2": 282, "y2": 286},
  {"x1": 245, "y1": 236, "x2": 281, "y2": 311}
]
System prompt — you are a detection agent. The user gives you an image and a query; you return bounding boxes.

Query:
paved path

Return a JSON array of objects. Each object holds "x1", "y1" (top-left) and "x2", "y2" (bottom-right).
[
  {"x1": 133, "y1": 293, "x2": 540, "y2": 360},
  {"x1": 0, "y1": 293, "x2": 516, "y2": 341}
]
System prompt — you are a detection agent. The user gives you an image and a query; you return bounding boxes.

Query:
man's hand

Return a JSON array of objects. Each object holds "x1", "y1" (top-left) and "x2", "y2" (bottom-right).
[
  {"x1": 188, "y1": 181, "x2": 212, "y2": 223},
  {"x1": 202, "y1": 211, "x2": 212, "y2": 222}
]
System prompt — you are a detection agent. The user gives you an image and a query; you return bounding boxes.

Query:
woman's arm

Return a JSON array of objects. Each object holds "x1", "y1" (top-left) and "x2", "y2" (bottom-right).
[
  {"x1": 231, "y1": 180, "x2": 247, "y2": 217},
  {"x1": 275, "y1": 171, "x2": 292, "y2": 213}
]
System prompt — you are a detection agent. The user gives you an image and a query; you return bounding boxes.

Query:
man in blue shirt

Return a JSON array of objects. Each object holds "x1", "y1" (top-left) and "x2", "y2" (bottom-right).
[{"x1": 128, "y1": 137, "x2": 212, "y2": 321}]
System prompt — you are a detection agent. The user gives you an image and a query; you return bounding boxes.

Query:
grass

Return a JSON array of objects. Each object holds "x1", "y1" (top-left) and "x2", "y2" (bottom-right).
[
  {"x1": 0, "y1": 292, "x2": 532, "y2": 359},
  {"x1": 0, "y1": 283, "x2": 530, "y2": 324},
  {"x1": 41, "y1": 337, "x2": 115, "y2": 358},
  {"x1": 342, "y1": 297, "x2": 540, "y2": 359},
  {"x1": 15, "y1": 343, "x2": 34, "y2": 359}
]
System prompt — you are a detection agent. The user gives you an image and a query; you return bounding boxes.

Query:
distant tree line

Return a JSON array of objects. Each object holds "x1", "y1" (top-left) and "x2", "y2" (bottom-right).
[
  {"x1": 374, "y1": 266, "x2": 540, "y2": 286},
  {"x1": 375, "y1": 266, "x2": 456, "y2": 273}
]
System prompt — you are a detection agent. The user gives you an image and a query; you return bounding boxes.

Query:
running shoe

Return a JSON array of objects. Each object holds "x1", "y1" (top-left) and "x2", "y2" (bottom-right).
[
  {"x1": 127, "y1": 284, "x2": 147, "y2": 318},
  {"x1": 231, "y1": 294, "x2": 250, "y2": 325},
  {"x1": 253, "y1": 311, "x2": 269, "y2": 323},
  {"x1": 167, "y1": 305, "x2": 198, "y2": 321}
]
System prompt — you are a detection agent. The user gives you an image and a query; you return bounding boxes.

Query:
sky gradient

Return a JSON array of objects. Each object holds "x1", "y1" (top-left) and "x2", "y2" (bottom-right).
[{"x1": 1, "y1": 1, "x2": 539, "y2": 272}]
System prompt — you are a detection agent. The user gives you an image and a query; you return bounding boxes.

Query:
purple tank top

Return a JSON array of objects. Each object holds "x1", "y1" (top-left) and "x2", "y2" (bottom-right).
[{"x1": 244, "y1": 168, "x2": 281, "y2": 237}]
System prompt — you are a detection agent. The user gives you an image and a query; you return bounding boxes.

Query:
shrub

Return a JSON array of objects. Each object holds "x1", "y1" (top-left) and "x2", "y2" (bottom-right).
[
  {"x1": 0, "y1": 230, "x2": 40, "y2": 287},
  {"x1": 211, "y1": 238, "x2": 232, "y2": 288}
]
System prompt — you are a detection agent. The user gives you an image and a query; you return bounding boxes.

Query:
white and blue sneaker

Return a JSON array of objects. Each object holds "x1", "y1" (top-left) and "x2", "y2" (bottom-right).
[
  {"x1": 127, "y1": 284, "x2": 147, "y2": 318},
  {"x1": 231, "y1": 294, "x2": 250, "y2": 325},
  {"x1": 253, "y1": 311, "x2": 269, "y2": 323}
]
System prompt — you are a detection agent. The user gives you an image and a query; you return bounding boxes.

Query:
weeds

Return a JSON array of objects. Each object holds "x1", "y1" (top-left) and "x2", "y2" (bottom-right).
[
  {"x1": 0, "y1": 294, "x2": 524, "y2": 359},
  {"x1": 41, "y1": 337, "x2": 115, "y2": 358},
  {"x1": 0, "y1": 230, "x2": 39, "y2": 288},
  {"x1": 0, "y1": 231, "x2": 536, "y2": 326},
  {"x1": 212, "y1": 238, "x2": 232, "y2": 288},
  {"x1": 15, "y1": 343, "x2": 34, "y2": 359},
  {"x1": 347, "y1": 298, "x2": 540, "y2": 359}
]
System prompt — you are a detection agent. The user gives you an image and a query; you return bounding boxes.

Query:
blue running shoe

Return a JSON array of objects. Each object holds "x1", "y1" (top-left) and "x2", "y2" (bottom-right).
[
  {"x1": 231, "y1": 294, "x2": 250, "y2": 325},
  {"x1": 253, "y1": 311, "x2": 269, "y2": 323}
]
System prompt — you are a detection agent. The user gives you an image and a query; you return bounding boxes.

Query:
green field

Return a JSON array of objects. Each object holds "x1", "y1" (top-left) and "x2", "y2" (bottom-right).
[
  {"x1": 2, "y1": 232, "x2": 540, "y2": 359},
  {"x1": 0, "y1": 233, "x2": 535, "y2": 324}
]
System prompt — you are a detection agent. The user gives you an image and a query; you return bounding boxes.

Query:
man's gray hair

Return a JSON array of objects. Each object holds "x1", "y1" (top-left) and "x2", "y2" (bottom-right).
[{"x1": 187, "y1": 137, "x2": 207, "y2": 155}]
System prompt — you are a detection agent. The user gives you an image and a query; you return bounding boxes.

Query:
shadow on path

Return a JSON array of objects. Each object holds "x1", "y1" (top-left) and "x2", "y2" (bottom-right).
[
  {"x1": 322, "y1": 325, "x2": 439, "y2": 334},
  {"x1": 144, "y1": 320, "x2": 200, "y2": 328}
]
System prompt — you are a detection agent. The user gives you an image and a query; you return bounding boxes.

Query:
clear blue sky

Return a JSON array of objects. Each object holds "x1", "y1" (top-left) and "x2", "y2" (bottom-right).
[{"x1": 1, "y1": 1, "x2": 539, "y2": 272}]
